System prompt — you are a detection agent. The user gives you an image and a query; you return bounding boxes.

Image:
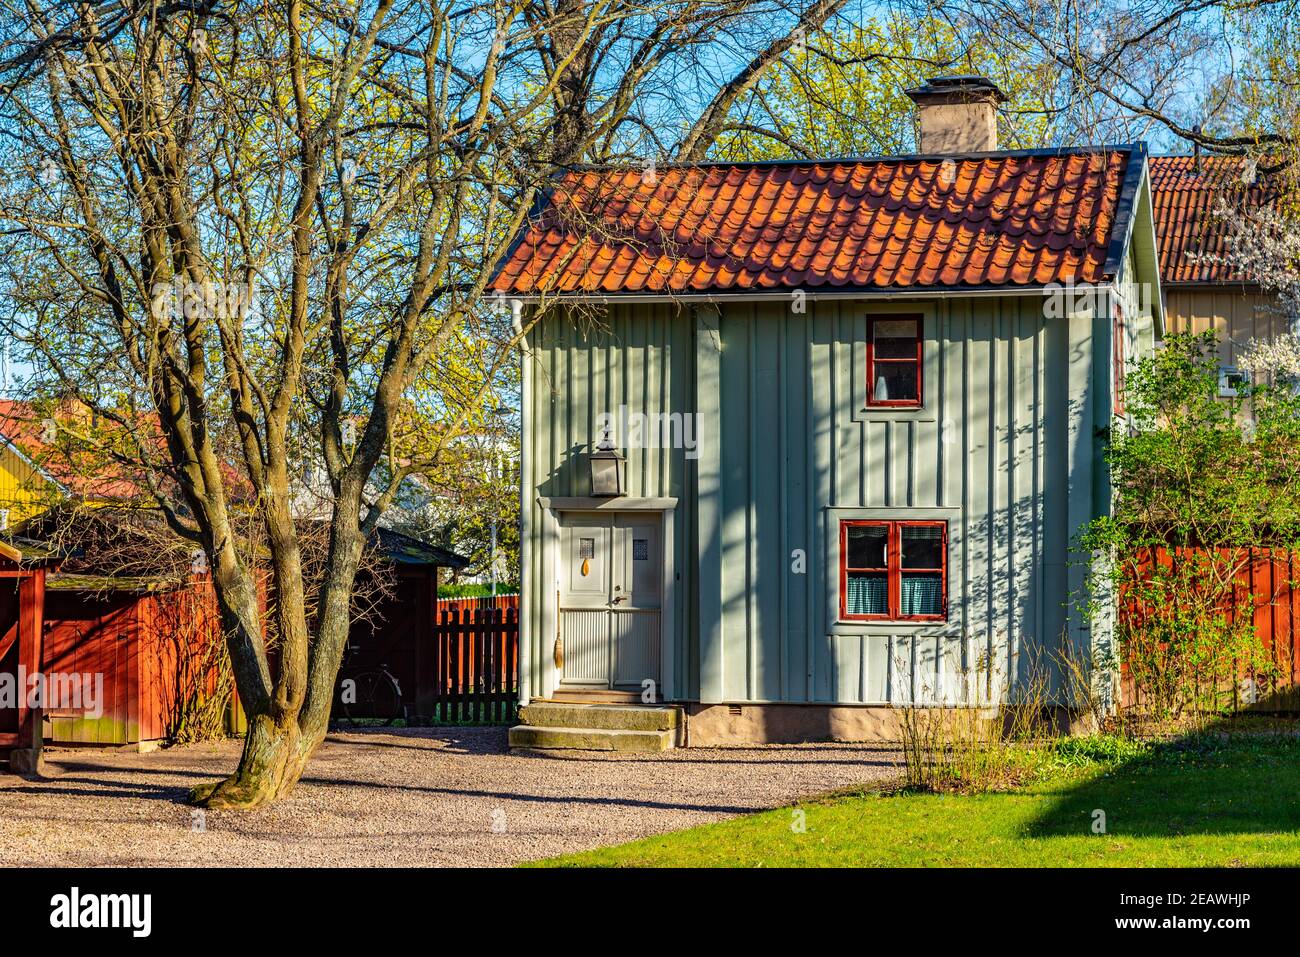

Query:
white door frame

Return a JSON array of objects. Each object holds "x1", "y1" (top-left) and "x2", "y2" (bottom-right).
[{"x1": 536, "y1": 496, "x2": 677, "y2": 701}]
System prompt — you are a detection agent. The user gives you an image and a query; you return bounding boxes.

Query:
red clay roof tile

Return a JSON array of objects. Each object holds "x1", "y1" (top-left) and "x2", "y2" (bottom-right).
[
  {"x1": 1149, "y1": 155, "x2": 1284, "y2": 284},
  {"x1": 493, "y1": 150, "x2": 1137, "y2": 295}
]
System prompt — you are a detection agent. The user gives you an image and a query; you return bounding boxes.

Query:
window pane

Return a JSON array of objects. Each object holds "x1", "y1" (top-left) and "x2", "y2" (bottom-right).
[
  {"x1": 901, "y1": 525, "x2": 943, "y2": 568},
  {"x1": 900, "y1": 573, "x2": 943, "y2": 615},
  {"x1": 873, "y1": 319, "x2": 918, "y2": 359},
  {"x1": 845, "y1": 524, "x2": 887, "y2": 568},
  {"x1": 873, "y1": 362, "x2": 918, "y2": 402},
  {"x1": 846, "y1": 572, "x2": 889, "y2": 616}
]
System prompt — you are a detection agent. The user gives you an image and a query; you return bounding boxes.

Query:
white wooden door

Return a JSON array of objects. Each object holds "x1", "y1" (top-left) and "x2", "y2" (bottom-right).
[{"x1": 558, "y1": 513, "x2": 662, "y2": 690}]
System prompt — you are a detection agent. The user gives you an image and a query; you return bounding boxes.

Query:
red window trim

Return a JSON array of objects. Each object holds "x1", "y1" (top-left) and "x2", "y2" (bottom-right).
[
  {"x1": 839, "y1": 519, "x2": 948, "y2": 622},
  {"x1": 866, "y1": 315, "x2": 923, "y2": 408}
]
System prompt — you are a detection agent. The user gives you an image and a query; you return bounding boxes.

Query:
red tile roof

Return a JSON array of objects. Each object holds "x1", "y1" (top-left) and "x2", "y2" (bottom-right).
[
  {"x1": 0, "y1": 399, "x2": 257, "y2": 506},
  {"x1": 0, "y1": 399, "x2": 151, "y2": 500},
  {"x1": 1149, "y1": 155, "x2": 1284, "y2": 284},
  {"x1": 492, "y1": 148, "x2": 1141, "y2": 296}
]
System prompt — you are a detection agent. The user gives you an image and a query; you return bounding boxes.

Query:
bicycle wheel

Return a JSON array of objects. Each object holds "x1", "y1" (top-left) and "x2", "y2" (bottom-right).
[{"x1": 342, "y1": 670, "x2": 404, "y2": 726}]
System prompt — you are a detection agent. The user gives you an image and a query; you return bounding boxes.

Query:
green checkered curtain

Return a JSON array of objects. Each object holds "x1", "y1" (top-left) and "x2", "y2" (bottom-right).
[
  {"x1": 900, "y1": 574, "x2": 942, "y2": 615},
  {"x1": 846, "y1": 574, "x2": 888, "y2": 615}
]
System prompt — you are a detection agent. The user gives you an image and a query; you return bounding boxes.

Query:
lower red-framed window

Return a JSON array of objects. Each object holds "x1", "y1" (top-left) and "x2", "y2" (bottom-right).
[{"x1": 840, "y1": 520, "x2": 947, "y2": 621}]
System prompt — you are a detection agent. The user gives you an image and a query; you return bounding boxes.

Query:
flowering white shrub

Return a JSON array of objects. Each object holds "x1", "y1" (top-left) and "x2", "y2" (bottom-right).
[
  {"x1": 1193, "y1": 201, "x2": 1300, "y2": 318},
  {"x1": 1238, "y1": 332, "x2": 1300, "y2": 378},
  {"x1": 1191, "y1": 198, "x2": 1300, "y2": 378}
]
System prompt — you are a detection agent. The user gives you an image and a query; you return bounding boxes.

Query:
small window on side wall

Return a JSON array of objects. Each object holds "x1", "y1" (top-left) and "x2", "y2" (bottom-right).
[
  {"x1": 840, "y1": 520, "x2": 947, "y2": 622},
  {"x1": 1218, "y1": 366, "x2": 1248, "y2": 397},
  {"x1": 867, "y1": 316, "x2": 922, "y2": 407}
]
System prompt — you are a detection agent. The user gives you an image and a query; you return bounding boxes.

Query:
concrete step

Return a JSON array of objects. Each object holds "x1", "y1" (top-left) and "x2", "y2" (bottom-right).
[
  {"x1": 547, "y1": 688, "x2": 648, "y2": 704},
  {"x1": 507, "y1": 724, "x2": 673, "y2": 752},
  {"x1": 519, "y1": 702, "x2": 678, "y2": 732}
]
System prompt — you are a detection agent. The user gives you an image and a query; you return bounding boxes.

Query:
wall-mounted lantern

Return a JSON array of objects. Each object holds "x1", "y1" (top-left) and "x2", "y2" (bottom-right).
[{"x1": 588, "y1": 427, "x2": 626, "y2": 497}]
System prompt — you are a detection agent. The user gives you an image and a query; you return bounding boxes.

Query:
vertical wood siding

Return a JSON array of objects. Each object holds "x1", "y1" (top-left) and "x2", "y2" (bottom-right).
[
  {"x1": 523, "y1": 304, "x2": 695, "y2": 700},
  {"x1": 1164, "y1": 288, "x2": 1290, "y2": 367},
  {"x1": 42, "y1": 591, "x2": 138, "y2": 744},
  {"x1": 43, "y1": 580, "x2": 236, "y2": 745},
  {"x1": 1119, "y1": 547, "x2": 1300, "y2": 712},
  {"x1": 0, "y1": 444, "x2": 50, "y2": 527},
  {"x1": 711, "y1": 297, "x2": 1083, "y2": 704}
]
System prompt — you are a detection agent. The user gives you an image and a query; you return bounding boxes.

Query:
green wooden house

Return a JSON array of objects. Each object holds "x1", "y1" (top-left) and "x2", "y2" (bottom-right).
[{"x1": 494, "y1": 76, "x2": 1164, "y2": 748}]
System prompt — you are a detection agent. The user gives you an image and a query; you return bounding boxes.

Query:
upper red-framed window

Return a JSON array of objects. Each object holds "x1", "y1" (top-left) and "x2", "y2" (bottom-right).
[
  {"x1": 840, "y1": 520, "x2": 947, "y2": 622},
  {"x1": 866, "y1": 316, "x2": 923, "y2": 407}
]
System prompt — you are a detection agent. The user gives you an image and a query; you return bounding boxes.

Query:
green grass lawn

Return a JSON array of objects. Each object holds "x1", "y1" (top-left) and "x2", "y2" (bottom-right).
[{"x1": 531, "y1": 734, "x2": 1300, "y2": 867}]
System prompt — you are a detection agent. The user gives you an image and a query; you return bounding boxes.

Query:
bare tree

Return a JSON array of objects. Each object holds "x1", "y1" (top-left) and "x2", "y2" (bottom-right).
[
  {"x1": 0, "y1": 0, "x2": 841, "y2": 807},
  {"x1": 943, "y1": 0, "x2": 1300, "y2": 158}
]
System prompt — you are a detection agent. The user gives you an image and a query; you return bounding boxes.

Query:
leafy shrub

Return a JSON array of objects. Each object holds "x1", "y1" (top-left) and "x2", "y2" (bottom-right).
[
  {"x1": 1049, "y1": 734, "x2": 1147, "y2": 768},
  {"x1": 437, "y1": 582, "x2": 519, "y2": 599},
  {"x1": 1082, "y1": 332, "x2": 1300, "y2": 720}
]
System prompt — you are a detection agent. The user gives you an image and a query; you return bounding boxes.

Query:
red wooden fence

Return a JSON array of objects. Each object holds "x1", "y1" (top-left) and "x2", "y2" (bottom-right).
[
  {"x1": 432, "y1": 606, "x2": 519, "y2": 723},
  {"x1": 0, "y1": 563, "x2": 45, "y2": 760},
  {"x1": 1120, "y1": 547, "x2": 1300, "y2": 712},
  {"x1": 436, "y1": 593, "x2": 519, "y2": 616}
]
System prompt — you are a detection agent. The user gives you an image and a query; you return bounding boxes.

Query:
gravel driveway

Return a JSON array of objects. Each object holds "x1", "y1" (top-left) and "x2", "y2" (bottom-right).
[{"x1": 0, "y1": 728, "x2": 901, "y2": 866}]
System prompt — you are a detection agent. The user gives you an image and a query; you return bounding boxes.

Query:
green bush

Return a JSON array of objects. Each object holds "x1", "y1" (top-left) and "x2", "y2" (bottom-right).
[
  {"x1": 1049, "y1": 734, "x2": 1148, "y2": 768},
  {"x1": 437, "y1": 582, "x2": 519, "y2": 599},
  {"x1": 1081, "y1": 331, "x2": 1300, "y2": 720}
]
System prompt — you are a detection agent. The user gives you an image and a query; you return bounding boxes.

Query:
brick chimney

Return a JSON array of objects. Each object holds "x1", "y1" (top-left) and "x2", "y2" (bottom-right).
[{"x1": 905, "y1": 75, "x2": 1005, "y2": 153}]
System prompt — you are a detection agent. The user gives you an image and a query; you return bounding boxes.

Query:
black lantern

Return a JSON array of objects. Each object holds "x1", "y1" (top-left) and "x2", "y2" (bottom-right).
[{"x1": 588, "y1": 427, "x2": 626, "y2": 497}]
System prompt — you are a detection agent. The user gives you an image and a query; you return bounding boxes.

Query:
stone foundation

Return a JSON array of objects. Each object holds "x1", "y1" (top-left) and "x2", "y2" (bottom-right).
[
  {"x1": 682, "y1": 702, "x2": 1093, "y2": 745},
  {"x1": 683, "y1": 703, "x2": 907, "y2": 745}
]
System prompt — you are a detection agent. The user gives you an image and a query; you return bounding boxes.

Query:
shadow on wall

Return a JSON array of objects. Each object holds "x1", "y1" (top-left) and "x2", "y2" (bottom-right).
[
  {"x1": 538, "y1": 443, "x2": 589, "y2": 500},
  {"x1": 1027, "y1": 690, "x2": 1300, "y2": 842}
]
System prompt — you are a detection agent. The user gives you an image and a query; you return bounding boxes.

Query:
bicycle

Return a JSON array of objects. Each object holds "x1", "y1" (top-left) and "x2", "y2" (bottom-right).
[{"x1": 334, "y1": 640, "x2": 405, "y2": 727}]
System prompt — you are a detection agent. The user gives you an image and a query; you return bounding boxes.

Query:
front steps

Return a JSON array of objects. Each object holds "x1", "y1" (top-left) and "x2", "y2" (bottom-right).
[
  {"x1": 508, "y1": 701, "x2": 680, "y2": 752},
  {"x1": 545, "y1": 688, "x2": 649, "y2": 705}
]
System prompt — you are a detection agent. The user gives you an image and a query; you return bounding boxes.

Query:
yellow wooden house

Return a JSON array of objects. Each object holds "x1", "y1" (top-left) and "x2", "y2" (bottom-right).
[{"x1": 1151, "y1": 155, "x2": 1295, "y2": 390}]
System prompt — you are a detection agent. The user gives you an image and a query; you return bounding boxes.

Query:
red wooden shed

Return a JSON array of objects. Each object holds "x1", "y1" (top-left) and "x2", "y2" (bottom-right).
[
  {"x1": 15, "y1": 511, "x2": 468, "y2": 748},
  {"x1": 3, "y1": 507, "x2": 240, "y2": 749},
  {"x1": 41, "y1": 572, "x2": 239, "y2": 747},
  {"x1": 331, "y1": 526, "x2": 469, "y2": 723}
]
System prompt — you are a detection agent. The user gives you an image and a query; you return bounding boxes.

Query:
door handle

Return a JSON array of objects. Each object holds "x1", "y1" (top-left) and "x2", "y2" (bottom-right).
[{"x1": 611, "y1": 595, "x2": 628, "y2": 604}]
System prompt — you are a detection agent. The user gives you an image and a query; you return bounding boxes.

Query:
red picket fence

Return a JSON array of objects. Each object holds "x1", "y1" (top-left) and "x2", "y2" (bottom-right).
[
  {"x1": 433, "y1": 606, "x2": 519, "y2": 723},
  {"x1": 1119, "y1": 546, "x2": 1300, "y2": 712}
]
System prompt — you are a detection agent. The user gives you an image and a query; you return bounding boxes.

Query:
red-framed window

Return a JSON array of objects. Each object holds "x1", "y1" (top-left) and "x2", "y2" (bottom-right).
[
  {"x1": 840, "y1": 520, "x2": 947, "y2": 621},
  {"x1": 866, "y1": 315, "x2": 923, "y2": 407}
]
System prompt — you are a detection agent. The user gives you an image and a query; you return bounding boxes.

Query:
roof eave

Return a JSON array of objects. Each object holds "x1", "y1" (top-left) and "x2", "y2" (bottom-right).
[
  {"x1": 504, "y1": 284, "x2": 1112, "y2": 306},
  {"x1": 1161, "y1": 278, "x2": 1266, "y2": 290},
  {"x1": 560, "y1": 142, "x2": 1149, "y2": 174},
  {"x1": 1122, "y1": 155, "x2": 1166, "y2": 335},
  {"x1": 1102, "y1": 143, "x2": 1149, "y2": 278}
]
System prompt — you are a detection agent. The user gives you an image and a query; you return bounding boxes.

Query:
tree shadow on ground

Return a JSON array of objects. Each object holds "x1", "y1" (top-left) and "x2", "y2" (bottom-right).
[{"x1": 1027, "y1": 703, "x2": 1300, "y2": 841}]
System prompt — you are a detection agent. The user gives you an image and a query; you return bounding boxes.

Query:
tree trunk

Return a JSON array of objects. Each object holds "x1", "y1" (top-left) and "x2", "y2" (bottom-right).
[
  {"x1": 190, "y1": 546, "x2": 357, "y2": 810},
  {"x1": 188, "y1": 710, "x2": 328, "y2": 809}
]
